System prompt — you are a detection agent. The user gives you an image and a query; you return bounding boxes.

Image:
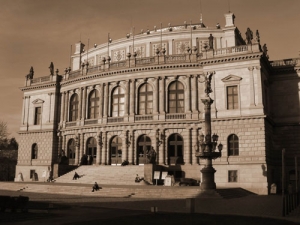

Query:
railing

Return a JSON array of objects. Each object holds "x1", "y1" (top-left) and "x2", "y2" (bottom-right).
[
  {"x1": 270, "y1": 58, "x2": 298, "y2": 67},
  {"x1": 66, "y1": 121, "x2": 76, "y2": 127},
  {"x1": 136, "y1": 57, "x2": 155, "y2": 65},
  {"x1": 135, "y1": 115, "x2": 153, "y2": 121},
  {"x1": 84, "y1": 119, "x2": 98, "y2": 125},
  {"x1": 69, "y1": 70, "x2": 81, "y2": 79},
  {"x1": 31, "y1": 76, "x2": 50, "y2": 84},
  {"x1": 107, "y1": 117, "x2": 124, "y2": 123},
  {"x1": 110, "y1": 60, "x2": 127, "y2": 69},
  {"x1": 165, "y1": 54, "x2": 186, "y2": 63},
  {"x1": 166, "y1": 113, "x2": 186, "y2": 120},
  {"x1": 214, "y1": 45, "x2": 248, "y2": 56}
]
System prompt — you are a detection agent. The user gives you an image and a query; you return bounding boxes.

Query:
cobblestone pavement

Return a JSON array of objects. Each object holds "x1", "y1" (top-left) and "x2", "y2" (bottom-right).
[{"x1": 0, "y1": 183, "x2": 300, "y2": 224}]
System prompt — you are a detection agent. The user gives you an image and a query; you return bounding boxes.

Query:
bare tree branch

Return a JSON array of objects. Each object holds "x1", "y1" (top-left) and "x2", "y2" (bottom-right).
[{"x1": 0, "y1": 121, "x2": 9, "y2": 141}]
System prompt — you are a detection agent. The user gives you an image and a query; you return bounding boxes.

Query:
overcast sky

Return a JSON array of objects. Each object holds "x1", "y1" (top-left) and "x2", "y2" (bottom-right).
[{"x1": 1, "y1": 0, "x2": 299, "y2": 139}]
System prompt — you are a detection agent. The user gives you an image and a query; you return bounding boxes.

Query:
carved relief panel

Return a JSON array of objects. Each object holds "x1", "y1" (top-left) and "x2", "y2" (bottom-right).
[
  {"x1": 133, "y1": 45, "x2": 146, "y2": 58},
  {"x1": 151, "y1": 41, "x2": 168, "y2": 56},
  {"x1": 112, "y1": 48, "x2": 126, "y2": 61},
  {"x1": 173, "y1": 40, "x2": 191, "y2": 54},
  {"x1": 197, "y1": 38, "x2": 209, "y2": 52}
]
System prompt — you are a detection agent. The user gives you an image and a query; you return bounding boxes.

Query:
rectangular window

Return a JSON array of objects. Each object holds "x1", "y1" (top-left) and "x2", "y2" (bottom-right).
[
  {"x1": 34, "y1": 107, "x2": 42, "y2": 125},
  {"x1": 227, "y1": 86, "x2": 238, "y2": 109},
  {"x1": 228, "y1": 170, "x2": 238, "y2": 182},
  {"x1": 30, "y1": 170, "x2": 35, "y2": 179}
]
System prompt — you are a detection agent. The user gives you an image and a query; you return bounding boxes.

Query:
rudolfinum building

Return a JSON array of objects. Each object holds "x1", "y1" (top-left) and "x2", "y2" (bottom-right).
[{"x1": 15, "y1": 12, "x2": 300, "y2": 195}]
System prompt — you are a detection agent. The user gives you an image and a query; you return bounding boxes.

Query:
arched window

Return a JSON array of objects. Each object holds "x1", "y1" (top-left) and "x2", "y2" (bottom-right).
[
  {"x1": 168, "y1": 133, "x2": 183, "y2": 164},
  {"x1": 138, "y1": 84, "x2": 153, "y2": 115},
  {"x1": 168, "y1": 81, "x2": 184, "y2": 113},
  {"x1": 67, "y1": 138, "x2": 76, "y2": 160},
  {"x1": 88, "y1": 90, "x2": 100, "y2": 119},
  {"x1": 228, "y1": 134, "x2": 239, "y2": 156},
  {"x1": 31, "y1": 143, "x2": 38, "y2": 159},
  {"x1": 112, "y1": 87, "x2": 125, "y2": 117},
  {"x1": 69, "y1": 94, "x2": 79, "y2": 121}
]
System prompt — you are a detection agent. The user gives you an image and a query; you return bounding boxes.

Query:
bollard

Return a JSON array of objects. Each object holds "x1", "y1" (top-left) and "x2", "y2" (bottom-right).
[{"x1": 186, "y1": 198, "x2": 195, "y2": 213}]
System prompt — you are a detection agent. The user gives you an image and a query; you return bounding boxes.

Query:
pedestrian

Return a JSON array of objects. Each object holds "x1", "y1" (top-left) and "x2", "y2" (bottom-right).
[
  {"x1": 73, "y1": 172, "x2": 80, "y2": 180},
  {"x1": 92, "y1": 182, "x2": 100, "y2": 192}
]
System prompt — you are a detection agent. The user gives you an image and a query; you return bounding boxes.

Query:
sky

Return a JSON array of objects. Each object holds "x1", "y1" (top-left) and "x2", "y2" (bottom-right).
[{"x1": 0, "y1": 0, "x2": 299, "y2": 140}]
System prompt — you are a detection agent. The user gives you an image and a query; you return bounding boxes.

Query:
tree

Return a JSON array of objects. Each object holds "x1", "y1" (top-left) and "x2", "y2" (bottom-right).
[{"x1": 9, "y1": 137, "x2": 18, "y2": 150}]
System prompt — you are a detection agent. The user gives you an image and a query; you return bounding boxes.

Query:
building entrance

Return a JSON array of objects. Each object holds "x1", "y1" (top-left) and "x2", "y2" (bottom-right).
[
  {"x1": 137, "y1": 135, "x2": 151, "y2": 164},
  {"x1": 86, "y1": 137, "x2": 97, "y2": 165},
  {"x1": 110, "y1": 136, "x2": 122, "y2": 165},
  {"x1": 168, "y1": 133, "x2": 183, "y2": 165}
]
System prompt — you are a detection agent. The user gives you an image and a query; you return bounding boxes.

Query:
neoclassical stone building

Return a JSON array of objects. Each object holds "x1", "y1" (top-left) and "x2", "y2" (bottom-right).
[{"x1": 15, "y1": 12, "x2": 300, "y2": 194}]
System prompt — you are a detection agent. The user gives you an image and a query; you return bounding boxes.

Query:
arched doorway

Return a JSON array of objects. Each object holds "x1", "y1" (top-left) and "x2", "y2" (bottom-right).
[
  {"x1": 168, "y1": 133, "x2": 183, "y2": 165},
  {"x1": 86, "y1": 137, "x2": 97, "y2": 165},
  {"x1": 137, "y1": 135, "x2": 151, "y2": 165},
  {"x1": 110, "y1": 136, "x2": 122, "y2": 165},
  {"x1": 67, "y1": 138, "x2": 76, "y2": 165}
]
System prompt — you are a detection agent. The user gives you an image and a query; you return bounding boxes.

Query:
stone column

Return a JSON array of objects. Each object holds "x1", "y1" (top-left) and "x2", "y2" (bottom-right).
[
  {"x1": 185, "y1": 76, "x2": 191, "y2": 119},
  {"x1": 101, "y1": 131, "x2": 106, "y2": 165},
  {"x1": 103, "y1": 83, "x2": 108, "y2": 122},
  {"x1": 21, "y1": 97, "x2": 26, "y2": 125},
  {"x1": 81, "y1": 87, "x2": 87, "y2": 120},
  {"x1": 57, "y1": 135, "x2": 62, "y2": 163},
  {"x1": 79, "y1": 88, "x2": 83, "y2": 120},
  {"x1": 186, "y1": 128, "x2": 192, "y2": 164},
  {"x1": 191, "y1": 75, "x2": 198, "y2": 118},
  {"x1": 154, "y1": 78, "x2": 159, "y2": 120},
  {"x1": 65, "y1": 91, "x2": 69, "y2": 122},
  {"x1": 128, "y1": 130, "x2": 134, "y2": 164},
  {"x1": 104, "y1": 132, "x2": 108, "y2": 165},
  {"x1": 122, "y1": 130, "x2": 127, "y2": 163},
  {"x1": 125, "y1": 80, "x2": 130, "y2": 119},
  {"x1": 60, "y1": 92, "x2": 65, "y2": 123},
  {"x1": 96, "y1": 132, "x2": 101, "y2": 165},
  {"x1": 99, "y1": 85, "x2": 103, "y2": 120},
  {"x1": 48, "y1": 93, "x2": 52, "y2": 123},
  {"x1": 75, "y1": 134, "x2": 81, "y2": 165},
  {"x1": 62, "y1": 135, "x2": 66, "y2": 153},
  {"x1": 191, "y1": 128, "x2": 197, "y2": 165},
  {"x1": 79, "y1": 133, "x2": 84, "y2": 163},
  {"x1": 248, "y1": 66, "x2": 255, "y2": 107},
  {"x1": 159, "y1": 76, "x2": 165, "y2": 120},
  {"x1": 255, "y1": 66, "x2": 263, "y2": 107},
  {"x1": 129, "y1": 80, "x2": 135, "y2": 122}
]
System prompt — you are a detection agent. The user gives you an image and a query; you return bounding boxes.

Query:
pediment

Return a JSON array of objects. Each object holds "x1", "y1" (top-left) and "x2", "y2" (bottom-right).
[
  {"x1": 221, "y1": 75, "x2": 242, "y2": 83},
  {"x1": 32, "y1": 99, "x2": 45, "y2": 104}
]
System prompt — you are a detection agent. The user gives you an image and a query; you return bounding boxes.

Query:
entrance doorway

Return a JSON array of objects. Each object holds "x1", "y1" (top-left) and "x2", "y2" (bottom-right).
[
  {"x1": 137, "y1": 135, "x2": 151, "y2": 164},
  {"x1": 67, "y1": 138, "x2": 76, "y2": 165},
  {"x1": 86, "y1": 137, "x2": 97, "y2": 165},
  {"x1": 110, "y1": 136, "x2": 122, "y2": 165},
  {"x1": 168, "y1": 133, "x2": 183, "y2": 165}
]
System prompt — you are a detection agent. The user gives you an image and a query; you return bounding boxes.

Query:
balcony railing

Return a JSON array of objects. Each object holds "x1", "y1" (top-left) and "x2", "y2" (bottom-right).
[
  {"x1": 135, "y1": 115, "x2": 153, "y2": 121},
  {"x1": 107, "y1": 117, "x2": 124, "y2": 123},
  {"x1": 270, "y1": 58, "x2": 298, "y2": 67},
  {"x1": 166, "y1": 113, "x2": 186, "y2": 120},
  {"x1": 84, "y1": 119, "x2": 98, "y2": 125},
  {"x1": 66, "y1": 121, "x2": 76, "y2": 127}
]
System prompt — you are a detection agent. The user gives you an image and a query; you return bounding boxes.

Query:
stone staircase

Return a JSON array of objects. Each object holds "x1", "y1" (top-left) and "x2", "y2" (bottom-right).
[{"x1": 54, "y1": 165, "x2": 145, "y2": 185}]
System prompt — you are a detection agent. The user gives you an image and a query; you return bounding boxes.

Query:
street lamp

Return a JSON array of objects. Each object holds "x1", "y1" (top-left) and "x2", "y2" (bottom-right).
[{"x1": 195, "y1": 72, "x2": 223, "y2": 190}]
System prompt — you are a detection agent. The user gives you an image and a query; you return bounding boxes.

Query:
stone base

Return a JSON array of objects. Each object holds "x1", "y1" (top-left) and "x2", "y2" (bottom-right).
[{"x1": 200, "y1": 166, "x2": 216, "y2": 190}]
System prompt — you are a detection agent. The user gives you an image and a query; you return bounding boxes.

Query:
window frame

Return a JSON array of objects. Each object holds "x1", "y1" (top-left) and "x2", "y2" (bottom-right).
[
  {"x1": 69, "y1": 94, "x2": 79, "y2": 122},
  {"x1": 168, "y1": 81, "x2": 184, "y2": 113},
  {"x1": 34, "y1": 106, "x2": 42, "y2": 125},
  {"x1": 88, "y1": 89, "x2": 100, "y2": 119},
  {"x1": 226, "y1": 85, "x2": 239, "y2": 110},
  {"x1": 228, "y1": 134, "x2": 239, "y2": 156},
  {"x1": 111, "y1": 86, "x2": 125, "y2": 117},
  {"x1": 228, "y1": 170, "x2": 238, "y2": 182},
  {"x1": 31, "y1": 143, "x2": 38, "y2": 159},
  {"x1": 138, "y1": 83, "x2": 153, "y2": 115}
]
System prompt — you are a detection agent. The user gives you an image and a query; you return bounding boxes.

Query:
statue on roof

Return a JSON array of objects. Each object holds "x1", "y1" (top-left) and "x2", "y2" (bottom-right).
[
  {"x1": 49, "y1": 62, "x2": 54, "y2": 75},
  {"x1": 25, "y1": 66, "x2": 34, "y2": 80},
  {"x1": 245, "y1": 28, "x2": 253, "y2": 44},
  {"x1": 262, "y1": 44, "x2": 268, "y2": 58},
  {"x1": 255, "y1": 30, "x2": 260, "y2": 43},
  {"x1": 208, "y1": 34, "x2": 214, "y2": 50}
]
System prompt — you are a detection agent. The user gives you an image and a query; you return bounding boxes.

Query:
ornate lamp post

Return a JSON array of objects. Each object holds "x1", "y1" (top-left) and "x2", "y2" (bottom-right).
[{"x1": 196, "y1": 72, "x2": 223, "y2": 190}]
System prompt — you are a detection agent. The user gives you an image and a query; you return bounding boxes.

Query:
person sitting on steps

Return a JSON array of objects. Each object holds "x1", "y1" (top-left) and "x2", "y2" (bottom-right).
[
  {"x1": 73, "y1": 172, "x2": 80, "y2": 180},
  {"x1": 92, "y1": 182, "x2": 100, "y2": 192}
]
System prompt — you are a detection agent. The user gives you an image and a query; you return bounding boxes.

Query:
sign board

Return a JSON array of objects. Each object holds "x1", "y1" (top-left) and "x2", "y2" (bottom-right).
[
  {"x1": 161, "y1": 172, "x2": 168, "y2": 180},
  {"x1": 164, "y1": 176, "x2": 172, "y2": 186},
  {"x1": 154, "y1": 171, "x2": 160, "y2": 179},
  {"x1": 42, "y1": 171, "x2": 47, "y2": 178}
]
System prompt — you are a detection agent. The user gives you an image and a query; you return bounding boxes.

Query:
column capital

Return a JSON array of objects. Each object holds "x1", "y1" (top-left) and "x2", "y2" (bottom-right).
[{"x1": 248, "y1": 66, "x2": 254, "y2": 71}]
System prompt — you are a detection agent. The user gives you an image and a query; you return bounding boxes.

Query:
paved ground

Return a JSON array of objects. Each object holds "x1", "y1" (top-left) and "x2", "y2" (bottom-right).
[{"x1": 1, "y1": 182, "x2": 300, "y2": 224}]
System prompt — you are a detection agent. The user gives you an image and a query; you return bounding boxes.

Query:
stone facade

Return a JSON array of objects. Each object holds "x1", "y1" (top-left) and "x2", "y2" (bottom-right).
[{"x1": 15, "y1": 13, "x2": 300, "y2": 195}]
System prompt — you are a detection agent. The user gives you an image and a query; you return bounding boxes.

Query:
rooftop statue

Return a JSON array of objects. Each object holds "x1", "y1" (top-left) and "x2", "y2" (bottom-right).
[
  {"x1": 245, "y1": 27, "x2": 253, "y2": 44},
  {"x1": 255, "y1": 30, "x2": 260, "y2": 43},
  {"x1": 49, "y1": 62, "x2": 54, "y2": 75},
  {"x1": 25, "y1": 66, "x2": 34, "y2": 80},
  {"x1": 208, "y1": 34, "x2": 214, "y2": 49}
]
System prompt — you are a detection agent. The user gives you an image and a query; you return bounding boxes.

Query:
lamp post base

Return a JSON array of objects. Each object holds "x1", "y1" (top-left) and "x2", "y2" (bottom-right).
[{"x1": 200, "y1": 166, "x2": 216, "y2": 190}]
